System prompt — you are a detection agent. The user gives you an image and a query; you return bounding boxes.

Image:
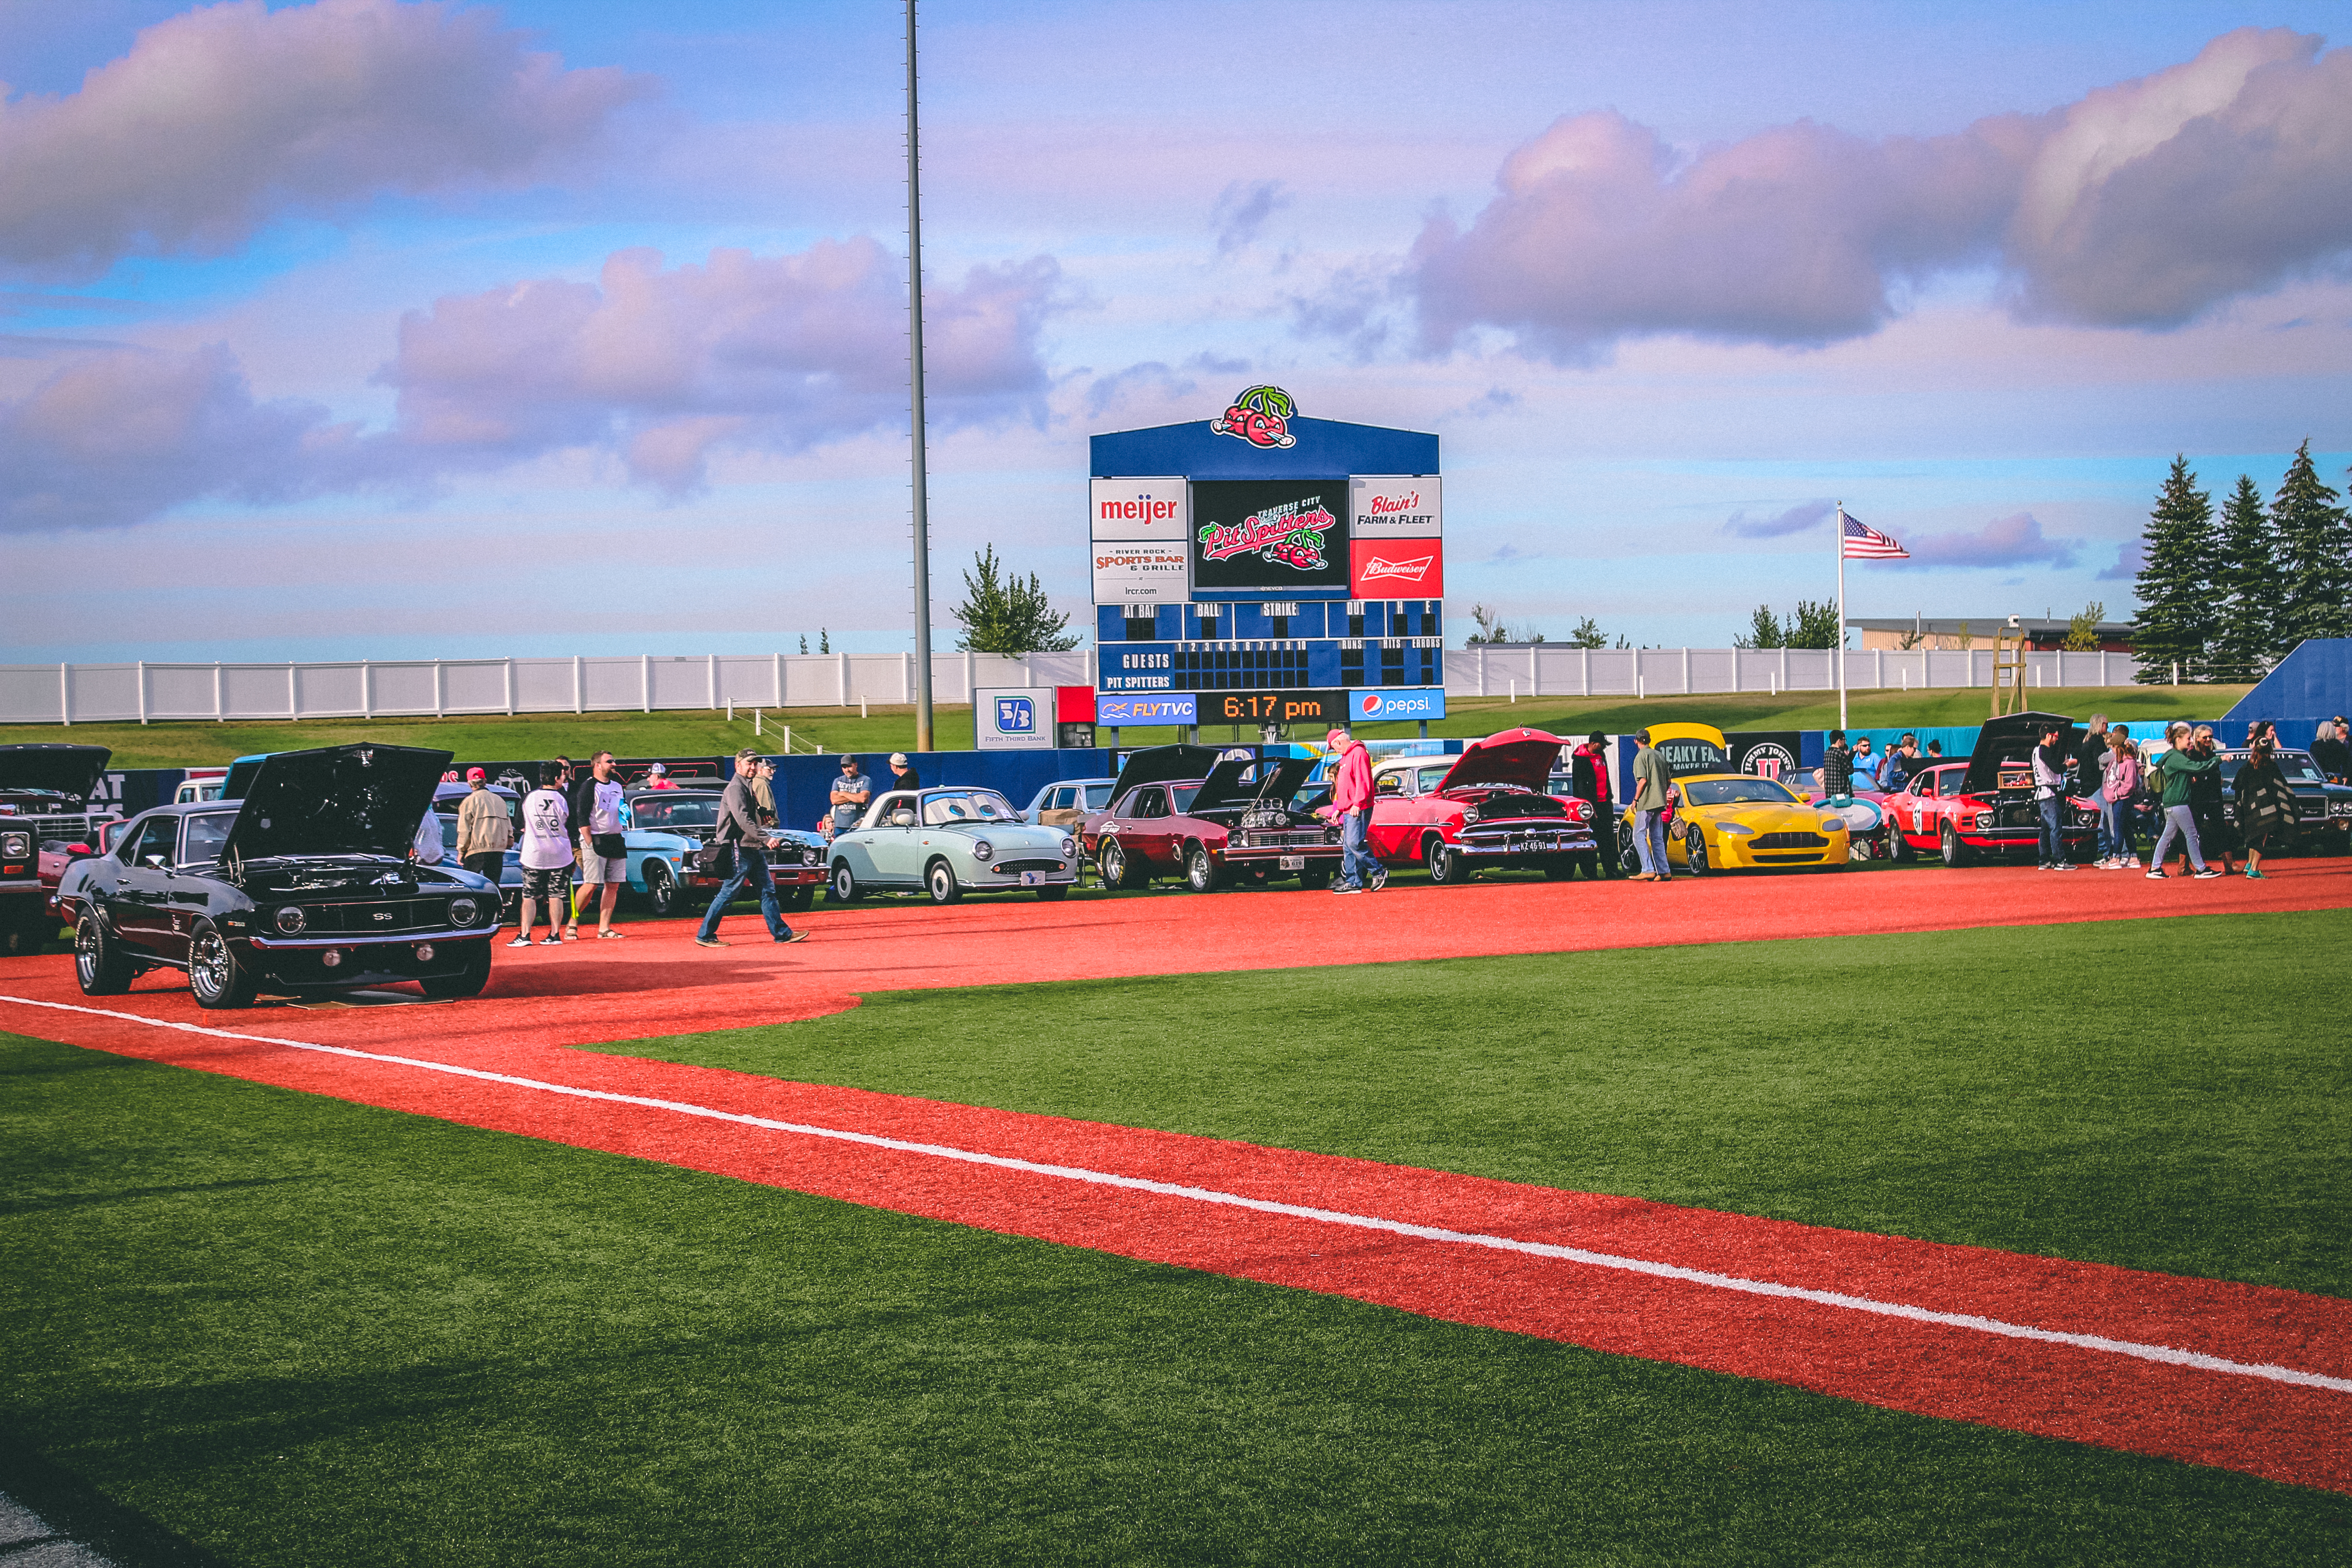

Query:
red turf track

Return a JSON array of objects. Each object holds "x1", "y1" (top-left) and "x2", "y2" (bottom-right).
[{"x1": 3, "y1": 860, "x2": 2347, "y2": 1491}]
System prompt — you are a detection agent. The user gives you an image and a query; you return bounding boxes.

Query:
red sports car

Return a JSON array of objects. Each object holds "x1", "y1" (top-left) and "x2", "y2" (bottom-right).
[
  {"x1": 1081, "y1": 745, "x2": 1341, "y2": 892},
  {"x1": 1879, "y1": 711, "x2": 2101, "y2": 866},
  {"x1": 1367, "y1": 727, "x2": 1599, "y2": 882}
]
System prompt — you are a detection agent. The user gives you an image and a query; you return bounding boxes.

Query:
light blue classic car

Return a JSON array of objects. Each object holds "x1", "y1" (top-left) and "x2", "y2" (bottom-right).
[
  {"x1": 826, "y1": 786, "x2": 1081, "y2": 905},
  {"x1": 621, "y1": 788, "x2": 827, "y2": 913}
]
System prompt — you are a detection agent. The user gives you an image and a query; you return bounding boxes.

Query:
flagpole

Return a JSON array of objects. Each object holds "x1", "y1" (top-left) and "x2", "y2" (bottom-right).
[{"x1": 1835, "y1": 503, "x2": 1848, "y2": 731}]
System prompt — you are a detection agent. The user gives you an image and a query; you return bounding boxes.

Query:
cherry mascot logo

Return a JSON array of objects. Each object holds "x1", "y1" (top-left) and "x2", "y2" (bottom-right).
[{"x1": 1210, "y1": 384, "x2": 1298, "y2": 448}]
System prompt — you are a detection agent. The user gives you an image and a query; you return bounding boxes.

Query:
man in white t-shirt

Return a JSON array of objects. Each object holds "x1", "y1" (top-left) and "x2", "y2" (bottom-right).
[
  {"x1": 566, "y1": 749, "x2": 629, "y2": 940},
  {"x1": 514, "y1": 762, "x2": 573, "y2": 946}
]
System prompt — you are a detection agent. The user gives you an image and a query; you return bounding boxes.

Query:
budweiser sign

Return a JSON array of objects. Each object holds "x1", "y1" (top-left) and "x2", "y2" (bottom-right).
[
  {"x1": 1349, "y1": 539, "x2": 1444, "y2": 598},
  {"x1": 1197, "y1": 497, "x2": 1336, "y2": 573}
]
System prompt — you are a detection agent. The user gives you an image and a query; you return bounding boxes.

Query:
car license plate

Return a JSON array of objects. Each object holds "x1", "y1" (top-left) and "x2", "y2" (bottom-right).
[
  {"x1": 1279, "y1": 855, "x2": 1306, "y2": 869},
  {"x1": 1019, "y1": 871, "x2": 1047, "y2": 887}
]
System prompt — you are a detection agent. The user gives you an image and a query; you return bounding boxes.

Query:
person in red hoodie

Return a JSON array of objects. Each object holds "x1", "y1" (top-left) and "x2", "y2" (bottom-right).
[{"x1": 1316, "y1": 727, "x2": 1387, "y2": 894}]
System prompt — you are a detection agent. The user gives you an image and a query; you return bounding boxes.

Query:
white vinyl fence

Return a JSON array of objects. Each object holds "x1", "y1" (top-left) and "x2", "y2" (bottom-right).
[{"x1": 0, "y1": 645, "x2": 2147, "y2": 725}]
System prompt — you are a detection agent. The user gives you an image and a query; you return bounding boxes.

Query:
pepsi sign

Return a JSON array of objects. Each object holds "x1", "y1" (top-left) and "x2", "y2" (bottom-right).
[{"x1": 1350, "y1": 687, "x2": 1446, "y2": 723}]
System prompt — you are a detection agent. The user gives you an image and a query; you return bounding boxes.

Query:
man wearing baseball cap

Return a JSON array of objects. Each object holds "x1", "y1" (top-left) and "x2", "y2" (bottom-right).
[
  {"x1": 889, "y1": 751, "x2": 922, "y2": 791},
  {"x1": 1315, "y1": 727, "x2": 1386, "y2": 893},
  {"x1": 454, "y1": 765, "x2": 512, "y2": 889}
]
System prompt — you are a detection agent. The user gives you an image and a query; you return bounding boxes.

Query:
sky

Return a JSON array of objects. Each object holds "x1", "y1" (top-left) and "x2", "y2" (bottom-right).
[{"x1": 3, "y1": 0, "x2": 2350, "y2": 663}]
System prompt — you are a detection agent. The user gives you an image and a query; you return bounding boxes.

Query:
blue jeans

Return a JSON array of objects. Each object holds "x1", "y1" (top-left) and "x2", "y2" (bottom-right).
[
  {"x1": 696, "y1": 848, "x2": 792, "y2": 941},
  {"x1": 1338, "y1": 808, "x2": 1376, "y2": 888},
  {"x1": 2150, "y1": 805, "x2": 2205, "y2": 872},
  {"x1": 2097, "y1": 796, "x2": 2129, "y2": 859},
  {"x1": 2038, "y1": 795, "x2": 2065, "y2": 863},
  {"x1": 1635, "y1": 809, "x2": 1670, "y2": 875}
]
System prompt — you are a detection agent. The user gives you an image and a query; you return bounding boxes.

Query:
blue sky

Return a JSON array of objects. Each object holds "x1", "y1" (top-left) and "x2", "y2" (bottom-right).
[{"x1": 2, "y1": 0, "x2": 2348, "y2": 662}]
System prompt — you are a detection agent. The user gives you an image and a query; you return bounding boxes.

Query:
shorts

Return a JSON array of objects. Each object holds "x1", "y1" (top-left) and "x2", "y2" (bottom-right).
[
  {"x1": 522, "y1": 864, "x2": 572, "y2": 900},
  {"x1": 578, "y1": 850, "x2": 626, "y2": 884}
]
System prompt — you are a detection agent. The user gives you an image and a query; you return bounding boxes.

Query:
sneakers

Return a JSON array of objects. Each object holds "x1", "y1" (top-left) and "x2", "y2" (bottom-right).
[
  {"x1": 2053, "y1": 860, "x2": 2077, "y2": 870},
  {"x1": 506, "y1": 935, "x2": 533, "y2": 948},
  {"x1": 1367, "y1": 865, "x2": 1390, "y2": 892},
  {"x1": 2146, "y1": 869, "x2": 2167, "y2": 880},
  {"x1": 694, "y1": 936, "x2": 726, "y2": 947},
  {"x1": 2193, "y1": 867, "x2": 2224, "y2": 879},
  {"x1": 774, "y1": 930, "x2": 810, "y2": 943},
  {"x1": 1331, "y1": 883, "x2": 1363, "y2": 895},
  {"x1": 2124, "y1": 857, "x2": 2142, "y2": 868},
  {"x1": 536, "y1": 935, "x2": 563, "y2": 945}
]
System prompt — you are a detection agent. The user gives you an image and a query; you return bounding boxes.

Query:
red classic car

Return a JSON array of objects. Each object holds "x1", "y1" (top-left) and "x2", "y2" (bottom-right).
[
  {"x1": 1879, "y1": 711, "x2": 2101, "y2": 866},
  {"x1": 1367, "y1": 727, "x2": 1599, "y2": 882},
  {"x1": 1081, "y1": 745, "x2": 1341, "y2": 892}
]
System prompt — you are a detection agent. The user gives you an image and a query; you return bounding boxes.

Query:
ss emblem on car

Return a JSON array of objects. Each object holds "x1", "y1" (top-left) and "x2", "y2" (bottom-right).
[{"x1": 372, "y1": 911, "x2": 392, "y2": 922}]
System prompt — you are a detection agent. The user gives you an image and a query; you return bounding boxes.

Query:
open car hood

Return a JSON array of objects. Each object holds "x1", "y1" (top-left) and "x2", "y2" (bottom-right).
[
  {"x1": 1190, "y1": 755, "x2": 1315, "y2": 812},
  {"x1": 1438, "y1": 729, "x2": 1566, "y2": 793},
  {"x1": 0, "y1": 744, "x2": 113, "y2": 802},
  {"x1": 222, "y1": 743, "x2": 454, "y2": 862},
  {"x1": 1963, "y1": 711, "x2": 2082, "y2": 796},
  {"x1": 1107, "y1": 745, "x2": 1227, "y2": 804}
]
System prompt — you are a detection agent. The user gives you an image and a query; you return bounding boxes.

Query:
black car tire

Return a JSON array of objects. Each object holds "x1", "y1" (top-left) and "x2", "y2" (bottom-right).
[
  {"x1": 829, "y1": 861, "x2": 862, "y2": 903},
  {"x1": 1297, "y1": 863, "x2": 1332, "y2": 890},
  {"x1": 1, "y1": 897, "x2": 53, "y2": 957},
  {"x1": 643, "y1": 861, "x2": 680, "y2": 916},
  {"x1": 420, "y1": 943, "x2": 494, "y2": 1000},
  {"x1": 926, "y1": 858, "x2": 962, "y2": 905},
  {"x1": 1099, "y1": 838, "x2": 1144, "y2": 890},
  {"x1": 1941, "y1": 822, "x2": 1971, "y2": 867},
  {"x1": 74, "y1": 914, "x2": 134, "y2": 996},
  {"x1": 784, "y1": 884, "x2": 816, "y2": 912},
  {"x1": 1617, "y1": 826, "x2": 1643, "y2": 877},
  {"x1": 188, "y1": 921, "x2": 258, "y2": 1010},
  {"x1": 1036, "y1": 885, "x2": 1069, "y2": 902},
  {"x1": 1684, "y1": 827, "x2": 1711, "y2": 876},
  {"x1": 1426, "y1": 838, "x2": 1466, "y2": 884},
  {"x1": 1184, "y1": 843, "x2": 1225, "y2": 893},
  {"x1": 1884, "y1": 823, "x2": 1910, "y2": 863}
]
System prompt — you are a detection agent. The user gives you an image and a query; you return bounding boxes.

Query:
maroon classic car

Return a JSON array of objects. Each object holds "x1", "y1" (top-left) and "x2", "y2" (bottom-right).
[
  {"x1": 1080, "y1": 745, "x2": 1342, "y2": 892},
  {"x1": 1365, "y1": 727, "x2": 1599, "y2": 881}
]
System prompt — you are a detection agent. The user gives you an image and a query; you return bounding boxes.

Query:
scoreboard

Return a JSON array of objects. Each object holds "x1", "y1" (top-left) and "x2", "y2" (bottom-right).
[{"x1": 1089, "y1": 391, "x2": 1448, "y2": 730}]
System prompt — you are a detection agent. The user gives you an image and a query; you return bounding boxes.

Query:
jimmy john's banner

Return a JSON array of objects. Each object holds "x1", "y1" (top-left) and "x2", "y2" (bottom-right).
[
  {"x1": 1090, "y1": 477, "x2": 1190, "y2": 543},
  {"x1": 1091, "y1": 540, "x2": 1189, "y2": 605},
  {"x1": 1726, "y1": 731, "x2": 1803, "y2": 783},
  {"x1": 1348, "y1": 476, "x2": 1441, "y2": 538},
  {"x1": 1349, "y1": 538, "x2": 1443, "y2": 598},
  {"x1": 1189, "y1": 479, "x2": 1350, "y2": 595}
]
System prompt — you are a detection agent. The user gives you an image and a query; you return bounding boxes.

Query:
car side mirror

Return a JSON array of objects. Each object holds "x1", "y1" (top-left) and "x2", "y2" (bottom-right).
[
  {"x1": 891, "y1": 810, "x2": 916, "y2": 828},
  {"x1": 1795, "y1": 792, "x2": 1813, "y2": 804},
  {"x1": 143, "y1": 854, "x2": 169, "y2": 869}
]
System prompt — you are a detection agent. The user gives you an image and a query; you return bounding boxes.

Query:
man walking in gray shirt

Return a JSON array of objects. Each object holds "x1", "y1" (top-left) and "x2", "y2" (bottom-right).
[{"x1": 697, "y1": 748, "x2": 808, "y2": 947}]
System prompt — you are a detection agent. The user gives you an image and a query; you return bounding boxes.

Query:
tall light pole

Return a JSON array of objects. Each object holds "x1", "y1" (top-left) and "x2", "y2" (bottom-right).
[{"x1": 905, "y1": 0, "x2": 936, "y2": 753}]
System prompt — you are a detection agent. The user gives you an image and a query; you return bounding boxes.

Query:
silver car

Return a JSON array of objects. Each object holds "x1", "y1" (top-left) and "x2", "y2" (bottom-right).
[{"x1": 827, "y1": 787, "x2": 1081, "y2": 905}]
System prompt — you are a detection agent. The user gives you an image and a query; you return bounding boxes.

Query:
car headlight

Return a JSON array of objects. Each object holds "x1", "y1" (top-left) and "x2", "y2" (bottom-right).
[
  {"x1": 1062, "y1": 836, "x2": 1077, "y2": 857},
  {"x1": 449, "y1": 897, "x2": 480, "y2": 926},
  {"x1": 972, "y1": 840, "x2": 993, "y2": 861},
  {"x1": 1820, "y1": 818, "x2": 1847, "y2": 833},
  {"x1": 1716, "y1": 821, "x2": 1754, "y2": 836},
  {"x1": 274, "y1": 906, "x2": 307, "y2": 935},
  {"x1": 1, "y1": 832, "x2": 28, "y2": 858}
]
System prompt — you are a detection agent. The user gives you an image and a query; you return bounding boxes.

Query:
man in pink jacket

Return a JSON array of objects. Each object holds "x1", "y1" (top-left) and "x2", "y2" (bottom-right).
[{"x1": 1318, "y1": 727, "x2": 1387, "y2": 894}]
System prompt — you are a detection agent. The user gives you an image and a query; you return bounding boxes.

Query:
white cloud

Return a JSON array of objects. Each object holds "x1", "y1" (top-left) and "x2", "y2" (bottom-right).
[{"x1": 0, "y1": 0, "x2": 648, "y2": 278}]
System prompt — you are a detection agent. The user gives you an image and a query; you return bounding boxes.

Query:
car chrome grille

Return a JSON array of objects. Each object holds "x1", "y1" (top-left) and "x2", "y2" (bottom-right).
[
  {"x1": 11, "y1": 811, "x2": 111, "y2": 842},
  {"x1": 1237, "y1": 830, "x2": 1325, "y2": 848},
  {"x1": 766, "y1": 844, "x2": 810, "y2": 864},
  {"x1": 303, "y1": 897, "x2": 448, "y2": 934},
  {"x1": 990, "y1": 858, "x2": 1064, "y2": 875},
  {"x1": 1749, "y1": 832, "x2": 1829, "y2": 850}
]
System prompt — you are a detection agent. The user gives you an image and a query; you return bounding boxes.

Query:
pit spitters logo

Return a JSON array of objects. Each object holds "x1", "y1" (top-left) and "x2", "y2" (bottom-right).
[
  {"x1": 1210, "y1": 385, "x2": 1298, "y2": 448},
  {"x1": 1197, "y1": 496, "x2": 1335, "y2": 572}
]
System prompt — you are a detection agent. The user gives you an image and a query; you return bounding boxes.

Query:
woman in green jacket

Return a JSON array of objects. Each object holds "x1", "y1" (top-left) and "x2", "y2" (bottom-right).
[{"x1": 2147, "y1": 723, "x2": 2223, "y2": 879}]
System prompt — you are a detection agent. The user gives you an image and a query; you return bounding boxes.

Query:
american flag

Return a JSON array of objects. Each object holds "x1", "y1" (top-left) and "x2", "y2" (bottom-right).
[{"x1": 1841, "y1": 511, "x2": 1909, "y2": 559}]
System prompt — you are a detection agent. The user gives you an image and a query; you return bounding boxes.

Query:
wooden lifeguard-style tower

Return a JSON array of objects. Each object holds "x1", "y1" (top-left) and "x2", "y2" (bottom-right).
[{"x1": 1991, "y1": 617, "x2": 2030, "y2": 717}]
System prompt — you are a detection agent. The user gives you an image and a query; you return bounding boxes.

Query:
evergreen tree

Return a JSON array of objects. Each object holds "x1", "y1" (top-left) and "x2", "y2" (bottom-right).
[
  {"x1": 2270, "y1": 441, "x2": 2352, "y2": 648},
  {"x1": 1564, "y1": 617, "x2": 1608, "y2": 648},
  {"x1": 2132, "y1": 456, "x2": 2216, "y2": 683},
  {"x1": 950, "y1": 545, "x2": 1078, "y2": 653},
  {"x1": 2209, "y1": 474, "x2": 2279, "y2": 681},
  {"x1": 1732, "y1": 604, "x2": 1784, "y2": 649}
]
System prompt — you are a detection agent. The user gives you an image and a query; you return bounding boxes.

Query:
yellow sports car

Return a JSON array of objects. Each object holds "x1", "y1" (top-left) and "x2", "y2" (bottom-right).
[{"x1": 1620, "y1": 723, "x2": 1851, "y2": 873}]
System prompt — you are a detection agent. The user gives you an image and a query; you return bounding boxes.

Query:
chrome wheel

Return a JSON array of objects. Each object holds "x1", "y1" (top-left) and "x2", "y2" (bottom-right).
[
  {"x1": 1184, "y1": 844, "x2": 1224, "y2": 892},
  {"x1": 926, "y1": 859, "x2": 961, "y2": 905},
  {"x1": 1940, "y1": 822, "x2": 1970, "y2": 867},
  {"x1": 188, "y1": 922, "x2": 255, "y2": 1009},
  {"x1": 1427, "y1": 839, "x2": 1465, "y2": 884},
  {"x1": 75, "y1": 916, "x2": 132, "y2": 995},
  {"x1": 1100, "y1": 839, "x2": 1139, "y2": 889},
  {"x1": 1685, "y1": 828, "x2": 1710, "y2": 876},
  {"x1": 644, "y1": 862, "x2": 678, "y2": 916}
]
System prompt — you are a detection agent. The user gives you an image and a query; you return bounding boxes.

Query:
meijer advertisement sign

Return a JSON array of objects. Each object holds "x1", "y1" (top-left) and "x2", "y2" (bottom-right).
[{"x1": 1090, "y1": 478, "x2": 1190, "y2": 543}]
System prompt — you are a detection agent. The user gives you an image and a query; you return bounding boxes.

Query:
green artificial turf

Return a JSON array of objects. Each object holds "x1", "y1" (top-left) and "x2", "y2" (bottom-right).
[
  {"x1": 4, "y1": 911, "x2": 2347, "y2": 1563},
  {"x1": 5, "y1": 1024, "x2": 2347, "y2": 1568},
  {"x1": 613, "y1": 908, "x2": 2352, "y2": 1299}
]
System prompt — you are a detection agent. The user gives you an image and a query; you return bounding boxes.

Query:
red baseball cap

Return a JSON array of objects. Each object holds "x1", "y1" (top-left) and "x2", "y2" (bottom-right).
[{"x1": 466, "y1": 766, "x2": 486, "y2": 781}]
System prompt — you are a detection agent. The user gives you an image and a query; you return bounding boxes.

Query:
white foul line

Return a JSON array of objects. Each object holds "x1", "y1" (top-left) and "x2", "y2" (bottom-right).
[{"x1": 7, "y1": 992, "x2": 2348, "y2": 1397}]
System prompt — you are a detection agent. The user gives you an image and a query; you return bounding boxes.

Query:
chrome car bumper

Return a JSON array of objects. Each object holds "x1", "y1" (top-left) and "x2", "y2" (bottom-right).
[
  {"x1": 1456, "y1": 827, "x2": 1596, "y2": 857},
  {"x1": 248, "y1": 925, "x2": 490, "y2": 950}
]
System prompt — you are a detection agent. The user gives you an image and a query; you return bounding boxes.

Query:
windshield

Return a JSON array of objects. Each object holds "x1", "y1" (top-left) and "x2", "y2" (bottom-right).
[
  {"x1": 921, "y1": 789, "x2": 1016, "y2": 826},
  {"x1": 182, "y1": 810, "x2": 235, "y2": 863},
  {"x1": 1686, "y1": 778, "x2": 1798, "y2": 806}
]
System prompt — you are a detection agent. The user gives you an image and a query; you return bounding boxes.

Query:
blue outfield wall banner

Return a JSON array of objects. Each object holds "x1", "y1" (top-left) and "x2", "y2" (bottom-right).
[{"x1": 1349, "y1": 687, "x2": 1445, "y2": 724}]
